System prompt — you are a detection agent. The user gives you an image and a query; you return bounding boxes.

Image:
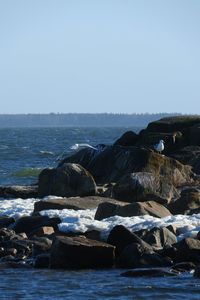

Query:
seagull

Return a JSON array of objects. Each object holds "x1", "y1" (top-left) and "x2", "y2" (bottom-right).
[
  {"x1": 154, "y1": 139, "x2": 165, "y2": 154},
  {"x1": 70, "y1": 143, "x2": 98, "y2": 150}
]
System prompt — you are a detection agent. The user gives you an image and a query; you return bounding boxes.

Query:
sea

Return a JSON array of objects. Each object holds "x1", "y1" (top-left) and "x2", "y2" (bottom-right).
[{"x1": 0, "y1": 126, "x2": 200, "y2": 300}]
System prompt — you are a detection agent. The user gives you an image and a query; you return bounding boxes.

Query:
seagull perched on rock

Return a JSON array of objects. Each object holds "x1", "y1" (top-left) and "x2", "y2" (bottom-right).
[{"x1": 153, "y1": 139, "x2": 165, "y2": 154}]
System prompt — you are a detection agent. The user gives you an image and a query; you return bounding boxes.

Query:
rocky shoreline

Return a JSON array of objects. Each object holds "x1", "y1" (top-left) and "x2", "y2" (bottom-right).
[{"x1": 1, "y1": 115, "x2": 200, "y2": 278}]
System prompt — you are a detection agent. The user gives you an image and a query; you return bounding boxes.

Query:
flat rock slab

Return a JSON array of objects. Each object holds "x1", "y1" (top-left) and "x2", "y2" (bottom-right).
[
  {"x1": 34, "y1": 196, "x2": 129, "y2": 212},
  {"x1": 50, "y1": 235, "x2": 115, "y2": 269},
  {"x1": 0, "y1": 185, "x2": 38, "y2": 199}
]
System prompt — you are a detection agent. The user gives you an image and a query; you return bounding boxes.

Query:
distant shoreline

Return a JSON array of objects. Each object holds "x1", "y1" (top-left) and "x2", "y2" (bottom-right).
[{"x1": 0, "y1": 113, "x2": 180, "y2": 128}]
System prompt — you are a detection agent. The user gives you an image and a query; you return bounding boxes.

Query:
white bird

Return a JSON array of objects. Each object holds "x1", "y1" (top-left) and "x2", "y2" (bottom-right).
[
  {"x1": 70, "y1": 143, "x2": 98, "y2": 150},
  {"x1": 154, "y1": 139, "x2": 165, "y2": 154}
]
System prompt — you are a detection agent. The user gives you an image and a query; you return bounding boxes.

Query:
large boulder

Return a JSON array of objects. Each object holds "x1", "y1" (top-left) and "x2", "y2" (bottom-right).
[
  {"x1": 95, "y1": 200, "x2": 172, "y2": 221},
  {"x1": 50, "y1": 236, "x2": 115, "y2": 269},
  {"x1": 38, "y1": 163, "x2": 97, "y2": 197},
  {"x1": 58, "y1": 146, "x2": 193, "y2": 186},
  {"x1": 112, "y1": 172, "x2": 179, "y2": 204},
  {"x1": 107, "y1": 225, "x2": 152, "y2": 255}
]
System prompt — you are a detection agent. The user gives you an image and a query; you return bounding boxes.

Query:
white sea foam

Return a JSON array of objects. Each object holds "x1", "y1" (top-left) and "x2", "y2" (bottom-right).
[
  {"x1": 1, "y1": 197, "x2": 200, "y2": 241},
  {"x1": 40, "y1": 207, "x2": 200, "y2": 241},
  {"x1": 0, "y1": 198, "x2": 38, "y2": 218}
]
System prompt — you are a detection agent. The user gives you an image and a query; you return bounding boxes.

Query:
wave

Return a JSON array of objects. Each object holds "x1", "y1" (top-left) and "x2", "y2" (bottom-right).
[
  {"x1": 39, "y1": 150, "x2": 54, "y2": 156},
  {"x1": 12, "y1": 168, "x2": 42, "y2": 178}
]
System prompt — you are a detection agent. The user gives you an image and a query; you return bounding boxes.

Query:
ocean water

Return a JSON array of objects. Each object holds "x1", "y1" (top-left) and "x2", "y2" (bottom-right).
[{"x1": 0, "y1": 127, "x2": 200, "y2": 299}]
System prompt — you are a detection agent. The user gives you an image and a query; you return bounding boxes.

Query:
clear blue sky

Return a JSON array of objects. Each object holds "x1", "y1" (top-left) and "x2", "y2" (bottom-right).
[{"x1": 0, "y1": 0, "x2": 199, "y2": 114}]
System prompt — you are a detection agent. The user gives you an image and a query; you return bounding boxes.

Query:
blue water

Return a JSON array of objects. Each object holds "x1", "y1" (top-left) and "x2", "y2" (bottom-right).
[
  {"x1": 0, "y1": 127, "x2": 135, "y2": 185},
  {"x1": 0, "y1": 268, "x2": 200, "y2": 300},
  {"x1": 0, "y1": 127, "x2": 200, "y2": 299}
]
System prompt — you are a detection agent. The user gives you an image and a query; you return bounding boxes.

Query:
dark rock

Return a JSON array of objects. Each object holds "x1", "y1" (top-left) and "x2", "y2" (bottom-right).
[
  {"x1": 121, "y1": 268, "x2": 178, "y2": 277},
  {"x1": 0, "y1": 185, "x2": 38, "y2": 199},
  {"x1": 194, "y1": 266, "x2": 200, "y2": 278},
  {"x1": 118, "y1": 242, "x2": 172, "y2": 268},
  {"x1": 172, "y1": 261, "x2": 196, "y2": 272},
  {"x1": 112, "y1": 172, "x2": 178, "y2": 204},
  {"x1": 158, "y1": 246, "x2": 179, "y2": 262},
  {"x1": 174, "y1": 238, "x2": 200, "y2": 263},
  {"x1": 166, "y1": 224, "x2": 178, "y2": 235},
  {"x1": 114, "y1": 131, "x2": 139, "y2": 146},
  {"x1": 146, "y1": 116, "x2": 200, "y2": 134},
  {"x1": 50, "y1": 235, "x2": 115, "y2": 269},
  {"x1": 0, "y1": 216, "x2": 15, "y2": 228},
  {"x1": 95, "y1": 201, "x2": 172, "y2": 221},
  {"x1": 11, "y1": 215, "x2": 61, "y2": 235},
  {"x1": 0, "y1": 228, "x2": 16, "y2": 241},
  {"x1": 83, "y1": 230, "x2": 102, "y2": 242},
  {"x1": 31, "y1": 237, "x2": 52, "y2": 256},
  {"x1": 58, "y1": 145, "x2": 193, "y2": 186},
  {"x1": 38, "y1": 163, "x2": 97, "y2": 197},
  {"x1": 0, "y1": 247, "x2": 17, "y2": 258},
  {"x1": 34, "y1": 196, "x2": 128, "y2": 213},
  {"x1": 189, "y1": 123, "x2": 200, "y2": 146},
  {"x1": 142, "y1": 227, "x2": 177, "y2": 249},
  {"x1": 170, "y1": 146, "x2": 200, "y2": 175},
  {"x1": 168, "y1": 188, "x2": 200, "y2": 215},
  {"x1": 3, "y1": 239, "x2": 33, "y2": 257},
  {"x1": 107, "y1": 225, "x2": 152, "y2": 256},
  {"x1": 34, "y1": 254, "x2": 50, "y2": 268}
]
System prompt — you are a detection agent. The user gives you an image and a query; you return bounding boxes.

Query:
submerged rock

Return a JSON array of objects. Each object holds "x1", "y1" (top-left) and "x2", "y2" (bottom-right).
[{"x1": 121, "y1": 268, "x2": 178, "y2": 277}]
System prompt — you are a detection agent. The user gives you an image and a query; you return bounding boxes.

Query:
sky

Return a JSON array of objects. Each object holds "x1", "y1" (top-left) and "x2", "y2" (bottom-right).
[{"x1": 0, "y1": 0, "x2": 200, "y2": 114}]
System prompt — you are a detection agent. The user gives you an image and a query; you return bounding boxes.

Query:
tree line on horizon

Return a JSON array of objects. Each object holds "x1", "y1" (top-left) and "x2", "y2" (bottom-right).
[{"x1": 0, "y1": 113, "x2": 180, "y2": 127}]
